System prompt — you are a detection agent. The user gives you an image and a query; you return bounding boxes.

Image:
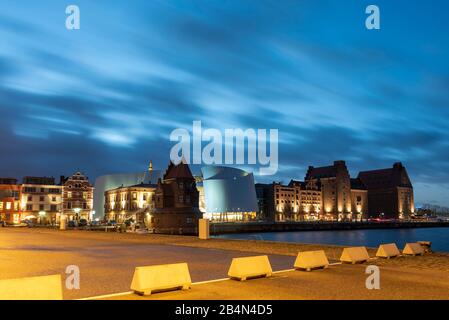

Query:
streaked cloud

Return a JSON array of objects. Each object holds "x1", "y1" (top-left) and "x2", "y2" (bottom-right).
[{"x1": 0, "y1": 0, "x2": 448, "y2": 205}]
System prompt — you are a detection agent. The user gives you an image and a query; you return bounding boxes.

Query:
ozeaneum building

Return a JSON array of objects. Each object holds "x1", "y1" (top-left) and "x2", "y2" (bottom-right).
[{"x1": 201, "y1": 166, "x2": 258, "y2": 222}]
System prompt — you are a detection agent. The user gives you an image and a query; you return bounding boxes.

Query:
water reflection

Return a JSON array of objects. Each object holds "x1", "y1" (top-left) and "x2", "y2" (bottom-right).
[{"x1": 215, "y1": 228, "x2": 449, "y2": 252}]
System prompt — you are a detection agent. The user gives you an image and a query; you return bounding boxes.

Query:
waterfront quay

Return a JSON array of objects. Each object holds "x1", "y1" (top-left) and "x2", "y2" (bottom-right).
[
  {"x1": 1, "y1": 228, "x2": 449, "y2": 300},
  {"x1": 210, "y1": 220, "x2": 449, "y2": 234}
]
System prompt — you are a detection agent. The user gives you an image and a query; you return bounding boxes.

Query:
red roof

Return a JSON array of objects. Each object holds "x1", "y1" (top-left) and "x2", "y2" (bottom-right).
[
  {"x1": 163, "y1": 161, "x2": 194, "y2": 180},
  {"x1": 358, "y1": 163, "x2": 412, "y2": 189}
]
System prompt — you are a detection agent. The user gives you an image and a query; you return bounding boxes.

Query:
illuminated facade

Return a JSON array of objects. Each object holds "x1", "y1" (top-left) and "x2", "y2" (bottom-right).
[
  {"x1": 21, "y1": 176, "x2": 63, "y2": 225},
  {"x1": 201, "y1": 166, "x2": 258, "y2": 222},
  {"x1": 61, "y1": 172, "x2": 94, "y2": 221},
  {"x1": 255, "y1": 180, "x2": 322, "y2": 222},
  {"x1": 289, "y1": 180, "x2": 322, "y2": 221},
  {"x1": 0, "y1": 178, "x2": 22, "y2": 225},
  {"x1": 93, "y1": 163, "x2": 162, "y2": 220},
  {"x1": 358, "y1": 162, "x2": 414, "y2": 219},
  {"x1": 104, "y1": 183, "x2": 157, "y2": 223},
  {"x1": 305, "y1": 161, "x2": 353, "y2": 221},
  {"x1": 350, "y1": 178, "x2": 368, "y2": 221}
]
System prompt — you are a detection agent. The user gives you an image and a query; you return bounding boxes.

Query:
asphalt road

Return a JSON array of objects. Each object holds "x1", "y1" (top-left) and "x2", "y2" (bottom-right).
[{"x1": 0, "y1": 228, "x2": 295, "y2": 299}]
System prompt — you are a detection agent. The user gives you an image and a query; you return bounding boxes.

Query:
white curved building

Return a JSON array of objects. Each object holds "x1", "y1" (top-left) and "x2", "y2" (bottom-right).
[{"x1": 201, "y1": 166, "x2": 258, "y2": 222}]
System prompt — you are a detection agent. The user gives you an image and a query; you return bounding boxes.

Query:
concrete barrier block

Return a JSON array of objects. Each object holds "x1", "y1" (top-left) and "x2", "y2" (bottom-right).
[
  {"x1": 340, "y1": 247, "x2": 370, "y2": 264},
  {"x1": 228, "y1": 255, "x2": 272, "y2": 281},
  {"x1": 130, "y1": 263, "x2": 192, "y2": 295},
  {"x1": 294, "y1": 250, "x2": 329, "y2": 271},
  {"x1": 417, "y1": 241, "x2": 432, "y2": 253},
  {"x1": 403, "y1": 243, "x2": 424, "y2": 256},
  {"x1": 376, "y1": 243, "x2": 400, "y2": 259},
  {"x1": 0, "y1": 274, "x2": 62, "y2": 300}
]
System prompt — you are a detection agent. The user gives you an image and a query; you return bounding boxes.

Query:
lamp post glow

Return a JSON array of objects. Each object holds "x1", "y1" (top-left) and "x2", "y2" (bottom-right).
[
  {"x1": 73, "y1": 208, "x2": 81, "y2": 224},
  {"x1": 38, "y1": 211, "x2": 46, "y2": 225}
]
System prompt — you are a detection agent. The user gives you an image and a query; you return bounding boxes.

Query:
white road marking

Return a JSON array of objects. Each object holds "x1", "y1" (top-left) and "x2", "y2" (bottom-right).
[
  {"x1": 273, "y1": 268, "x2": 295, "y2": 274},
  {"x1": 192, "y1": 277, "x2": 230, "y2": 285},
  {"x1": 77, "y1": 291, "x2": 133, "y2": 300}
]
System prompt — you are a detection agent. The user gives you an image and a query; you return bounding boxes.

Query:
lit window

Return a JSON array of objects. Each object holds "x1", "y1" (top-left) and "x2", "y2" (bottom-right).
[{"x1": 6, "y1": 202, "x2": 11, "y2": 210}]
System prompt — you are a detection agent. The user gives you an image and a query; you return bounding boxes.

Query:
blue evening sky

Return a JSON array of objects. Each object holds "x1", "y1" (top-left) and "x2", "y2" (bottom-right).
[{"x1": 0, "y1": 0, "x2": 448, "y2": 206}]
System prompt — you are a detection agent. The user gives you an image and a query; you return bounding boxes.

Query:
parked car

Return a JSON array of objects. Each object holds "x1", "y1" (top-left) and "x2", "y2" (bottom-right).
[
  {"x1": 68, "y1": 220, "x2": 77, "y2": 228},
  {"x1": 107, "y1": 220, "x2": 117, "y2": 226},
  {"x1": 78, "y1": 219, "x2": 88, "y2": 227}
]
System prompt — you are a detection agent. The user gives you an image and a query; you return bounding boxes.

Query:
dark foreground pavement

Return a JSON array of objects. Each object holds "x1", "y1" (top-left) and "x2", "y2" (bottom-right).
[
  {"x1": 2, "y1": 228, "x2": 449, "y2": 300},
  {"x1": 0, "y1": 228, "x2": 295, "y2": 299}
]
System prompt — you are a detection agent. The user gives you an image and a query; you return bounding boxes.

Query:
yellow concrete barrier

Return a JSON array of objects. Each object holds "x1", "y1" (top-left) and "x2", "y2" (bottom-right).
[
  {"x1": 340, "y1": 247, "x2": 370, "y2": 264},
  {"x1": 376, "y1": 243, "x2": 400, "y2": 259},
  {"x1": 130, "y1": 263, "x2": 192, "y2": 295},
  {"x1": 294, "y1": 250, "x2": 329, "y2": 271},
  {"x1": 228, "y1": 255, "x2": 272, "y2": 281},
  {"x1": 0, "y1": 274, "x2": 62, "y2": 300},
  {"x1": 403, "y1": 243, "x2": 424, "y2": 256}
]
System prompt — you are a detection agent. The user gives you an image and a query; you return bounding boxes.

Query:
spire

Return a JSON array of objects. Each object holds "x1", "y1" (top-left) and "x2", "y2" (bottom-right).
[{"x1": 148, "y1": 160, "x2": 153, "y2": 172}]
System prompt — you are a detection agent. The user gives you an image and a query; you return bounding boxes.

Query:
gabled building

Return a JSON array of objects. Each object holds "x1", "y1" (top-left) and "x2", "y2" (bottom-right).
[
  {"x1": 61, "y1": 172, "x2": 94, "y2": 221},
  {"x1": 357, "y1": 162, "x2": 414, "y2": 219},
  {"x1": 305, "y1": 161, "x2": 352, "y2": 220},
  {"x1": 289, "y1": 180, "x2": 322, "y2": 221},
  {"x1": 149, "y1": 161, "x2": 201, "y2": 234}
]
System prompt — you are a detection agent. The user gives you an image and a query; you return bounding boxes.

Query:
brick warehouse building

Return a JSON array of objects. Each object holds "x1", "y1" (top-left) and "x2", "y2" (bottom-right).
[
  {"x1": 358, "y1": 162, "x2": 414, "y2": 219},
  {"x1": 256, "y1": 161, "x2": 412, "y2": 221}
]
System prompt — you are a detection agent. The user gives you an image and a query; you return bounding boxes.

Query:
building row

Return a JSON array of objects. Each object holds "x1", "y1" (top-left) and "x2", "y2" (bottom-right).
[
  {"x1": 0, "y1": 172, "x2": 94, "y2": 225},
  {"x1": 1, "y1": 160, "x2": 415, "y2": 228},
  {"x1": 256, "y1": 161, "x2": 414, "y2": 222},
  {"x1": 102, "y1": 160, "x2": 414, "y2": 229},
  {"x1": 104, "y1": 160, "x2": 202, "y2": 234}
]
